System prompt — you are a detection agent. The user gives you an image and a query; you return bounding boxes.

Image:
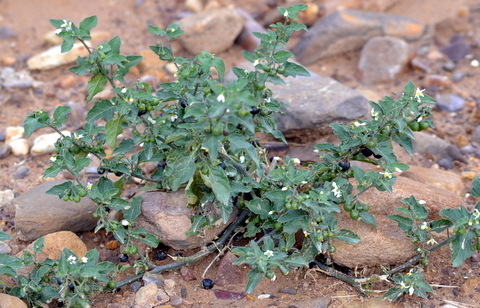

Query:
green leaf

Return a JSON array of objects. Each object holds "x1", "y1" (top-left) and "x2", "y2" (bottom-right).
[
  {"x1": 108, "y1": 36, "x2": 121, "y2": 54},
  {"x1": 404, "y1": 80, "x2": 415, "y2": 98},
  {"x1": 46, "y1": 181, "x2": 72, "y2": 196},
  {"x1": 283, "y1": 61, "x2": 310, "y2": 77},
  {"x1": 167, "y1": 153, "x2": 196, "y2": 191},
  {"x1": 86, "y1": 99, "x2": 116, "y2": 123},
  {"x1": 148, "y1": 25, "x2": 166, "y2": 36},
  {"x1": 375, "y1": 140, "x2": 398, "y2": 165},
  {"x1": 273, "y1": 50, "x2": 294, "y2": 63},
  {"x1": 246, "y1": 199, "x2": 271, "y2": 219},
  {"x1": 212, "y1": 57, "x2": 225, "y2": 82},
  {"x1": 278, "y1": 210, "x2": 304, "y2": 223},
  {"x1": 79, "y1": 16, "x2": 97, "y2": 32},
  {"x1": 24, "y1": 111, "x2": 50, "y2": 137},
  {"x1": 383, "y1": 287, "x2": 405, "y2": 301},
  {"x1": 205, "y1": 165, "x2": 231, "y2": 209},
  {"x1": 388, "y1": 214, "x2": 412, "y2": 232},
  {"x1": 140, "y1": 233, "x2": 160, "y2": 247},
  {"x1": 392, "y1": 133, "x2": 414, "y2": 157},
  {"x1": 202, "y1": 134, "x2": 221, "y2": 162},
  {"x1": 228, "y1": 134, "x2": 259, "y2": 167},
  {"x1": 43, "y1": 164, "x2": 63, "y2": 179},
  {"x1": 0, "y1": 231, "x2": 12, "y2": 241},
  {"x1": 330, "y1": 123, "x2": 350, "y2": 140},
  {"x1": 105, "y1": 117, "x2": 124, "y2": 148},
  {"x1": 166, "y1": 24, "x2": 184, "y2": 38},
  {"x1": 335, "y1": 229, "x2": 360, "y2": 244},
  {"x1": 451, "y1": 231, "x2": 475, "y2": 267},
  {"x1": 359, "y1": 211, "x2": 376, "y2": 229},
  {"x1": 123, "y1": 196, "x2": 143, "y2": 224},
  {"x1": 471, "y1": 176, "x2": 480, "y2": 198},
  {"x1": 112, "y1": 139, "x2": 136, "y2": 157},
  {"x1": 86, "y1": 74, "x2": 108, "y2": 102},
  {"x1": 61, "y1": 37, "x2": 76, "y2": 53},
  {"x1": 245, "y1": 268, "x2": 264, "y2": 294},
  {"x1": 241, "y1": 50, "x2": 256, "y2": 62},
  {"x1": 191, "y1": 215, "x2": 207, "y2": 232},
  {"x1": 69, "y1": 57, "x2": 94, "y2": 75}
]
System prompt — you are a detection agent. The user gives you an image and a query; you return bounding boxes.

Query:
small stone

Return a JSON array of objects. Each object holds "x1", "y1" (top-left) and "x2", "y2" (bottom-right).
[
  {"x1": 142, "y1": 272, "x2": 164, "y2": 288},
  {"x1": 440, "y1": 40, "x2": 470, "y2": 61},
  {"x1": 0, "y1": 294, "x2": 28, "y2": 308},
  {"x1": 1, "y1": 56, "x2": 17, "y2": 66},
  {"x1": 0, "y1": 145, "x2": 11, "y2": 159},
  {"x1": 164, "y1": 278, "x2": 176, "y2": 297},
  {"x1": 214, "y1": 289, "x2": 246, "y2": 300},
  {"x1": 106, "y1": 240, "x2": 119, "y2": 250},
  {"x1": 452, "y1": 72, "x2": 465, "y2": 82},
  {"x1": 258, "y1": 294, "x2": 271, "y2": 299},
  {"x1": 185, "y1": 0, "x2": 203, "y2": 12},
  {"x1": 5, "y1": 126, "x2": 25, "y2": 144},
  {"x1": 30, "y1": 131, "x2": 70, "y2": 156},
  {"x1": 130, "y1": 281, "x2": 142, "y2": 292},
  {"x1": 181, "y1": 288, "x2": 187, "y2": 298},
  {"x1": 57, "y1": 74, "x2": 77, "y2": 89},
  {"x1": 0, "y1": 132, "x2": 5, "y2": 142},
  {"x1": 13, "y1": 166, "x2": 29, "y2": 179},
  {"x1": 9, "y1": 139, "x2": 30, "y2": 156},
  {"x1": 455, "y1": 135, "x2": 469, "y2": 148},
  {"x1": 135, "y1": 282, "x2": 160, "y2": 306},
  {"x1": 442, "y1": 61, "x2": 456, "y2": 72},
  {"x1": 0, "y1": 190, "x2": 15, "y2": 207},
  {"x1": 0, "y1": 26, "x2": 17, "y2": 40},
  {"x1": 424, "y1": 74, "x2": 451, "y2": 89},
  {"x1": 438, "y1": 158, "x2": 454, "y2": 169},
  {"x1": 411, "y1": 56, "x2": 432, "y2": 72},
  {"x1": 461, "y1": 171, "x2": 477, "y2": 180},
  {"x1": 180, "y1": 266, "x2": 197, "y2": 281},
  {"x1": 452, "y1": 288, "x2": 460, "y2": 296},
  {"x1": 279, "y1": 287, "x2": 297, "y2": 295},
  {"x1": 436, "y1": 94, "x2": 466, "y2": 112}
]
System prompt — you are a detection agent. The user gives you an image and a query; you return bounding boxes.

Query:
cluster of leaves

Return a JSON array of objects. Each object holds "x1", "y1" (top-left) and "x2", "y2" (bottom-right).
[
  {"x1": 0, "y1": 235, "x2": 121, "y2": 307},
  {"x1": 1, "y1": 3, "x2": 479, "y2": 306}
]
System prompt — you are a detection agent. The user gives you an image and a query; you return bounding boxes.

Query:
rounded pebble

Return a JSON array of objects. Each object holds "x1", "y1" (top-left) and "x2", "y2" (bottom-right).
[
  {"x1": 9, "y1": 138, "x2": 30, "y2": 156},
  {"x1": 0, "y1": 132, "x2": 5, "y2": 142},
  {"x1": 442, "y1": 61, "x2": 456, "y2": 72},
  {"x1": 438, "y1": 158, "x2": 454, "y2": 170},
  {"x1": 452, "y1": 72, "x2": 464, "y2": 82},
  {"x1": 436, "y1": 94, "x2": 466, "y2": 112},
  {"x1": 130, "y1": 281, "x2": 142, "y2": 292},
  {"x1": 14, "y1": 166, "x2": 29, "y2": 179}
]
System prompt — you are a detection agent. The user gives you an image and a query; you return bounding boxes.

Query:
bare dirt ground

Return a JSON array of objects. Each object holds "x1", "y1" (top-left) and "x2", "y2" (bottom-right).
[{"x1": 1, "y1": 0, "x2": 480, "y2": 307}]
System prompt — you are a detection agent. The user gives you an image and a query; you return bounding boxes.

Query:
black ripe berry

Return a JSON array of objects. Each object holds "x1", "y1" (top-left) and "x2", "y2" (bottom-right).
[
  {"x1": 115, "y1": 171, "x2": 123, "y2": 177},
  {"x1": 97, "y1": 166, "x2": 107, "y2": 174},
  {"x1": 137, "y1": 109, "x2": 147, "y2": 116},
  {"x1": 119, "y1": 254, "x2": 129, "y2": 263},
  {"x1": 219, "y1": 162, "x2": 226, "y2": 170},
  {"x1": 250, "y1": 106, "x2": 260, "y2": 115},
  {"x1": 338, "y1": 160, "x2": 350, "y2": 171},
  {"x1": 231, "y1": 195, "x2": 238, "y2": 206},
  {"x1": 201, "y1": 278, "x2": 214, "y2": 289},
  {"x1": 68, "y1": 284, "x2": 75, "y2": 291},
  {"x1": 180, "y1": 99, "x2": 187, "y2": 108},
  {"x1": 57, "y1": 302, "x2": 64, "y2": 307},
  {"x1": 56, "y1": 278, "x2": 63, "y2": 285},
  {"x1": 174, "y1": 252, "x2": 184, "y2": 258},
  {"x1": 155, "y1": 250, "x2": 167, "y2": 261},
  {"x1": 361, "y1": 148, "x2": 374, "y2": 157},
  {"x1": 373, "y1": 153, "x2": 383, "y2": 159},
  {"x1": 158, "y1": 161, "x2": 167, "y2": 168}
]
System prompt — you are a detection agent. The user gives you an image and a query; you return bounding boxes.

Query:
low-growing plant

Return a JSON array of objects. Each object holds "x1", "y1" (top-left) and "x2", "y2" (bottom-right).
[{"x1": 1, "y1": 3, "x2": 479, "y2": 307}]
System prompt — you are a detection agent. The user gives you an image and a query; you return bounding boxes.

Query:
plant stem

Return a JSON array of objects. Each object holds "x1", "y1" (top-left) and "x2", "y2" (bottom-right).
[{"x1": 116, "y1": 209, "x2": 249, "y2": 288}]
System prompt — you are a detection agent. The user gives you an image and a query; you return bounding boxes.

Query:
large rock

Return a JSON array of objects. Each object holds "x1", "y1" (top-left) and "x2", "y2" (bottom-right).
[
  {"x1": 271, "y1": 75, "x2": 370, "y2": 135},
  {"x1": 400, "y1": 165, "x2": 465, "y2": 196},
  {"x1": 358, "y1": 36, "x2": 411, "y2": 85},
  {"x1": 14, "y1": 180, "x2": 98, "y2": 241},
  {"x1": 178, "y1": 8, "x2": 244, "y2": 55},
  {"x1": 332, "y1": 176, "x2": 464, "y2": 268},
  {"x1": 136, "y1": 190, "x2": 237, "y2": 250},
  {"x1": 27, "y1": 42, "x2": 91, "y2": 70},
  {"x1": 292, "y1": 10, "x2": 425, "y2": 65},
  {"x1": 0, "y1": 294, "x2": 28, "y2": 308}
]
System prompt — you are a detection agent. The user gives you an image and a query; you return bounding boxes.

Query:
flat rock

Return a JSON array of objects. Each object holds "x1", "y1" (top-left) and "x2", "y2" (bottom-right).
[
  {"x1": 271, "y1": 75, "x2": 370, "y2": 136},
  {"x1": 30, "y1": 131, "x2": 70, "y2": 156},
  {"x1": 27, "y1": 41, "x2": 91, "y2": 71},
  {"x1": 14, "y1": 180, "x2": 98, "y2": 241},
  {"x1": 358, "y1": 36, "x2": 411, "y2": 85},
  {"x1": 215, "y1": 252, "x2": 244, "y2": 286},
  {"x1": 292, "y1": 9, "x2": 425, "y2": 65},
  {"x1": 332, "y1": 176, "x2": 464, "y2": 268},
  {"x1": 400, "y1": 165, "x2": 465, "y2": 196},
  {"x1": 178, "y1": 8, "x2": 243, "y2": 55},
  {"x1": 136, "y1": 190, "x2": 237, "y2": 250}
]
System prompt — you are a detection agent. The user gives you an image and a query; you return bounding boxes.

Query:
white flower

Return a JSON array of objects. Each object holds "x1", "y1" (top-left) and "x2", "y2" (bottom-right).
[
  {"x1": 283, "y1": 10, "x2": 289, "y2": 17},
  {"x1": 266, "y1": 97, "x2": 271, "y2": 103},
  {"x1": 313, "y1": 149, "x2": 320, "y2": 153},
  {"x1": 331, "y1": 182, "x2": 342, "y2": 198},
  {"x1": 303, "y1": 231, "x2": 309, "y2": 237},
  {"x1": 472, "y1": 209, "x2": 480, "y2": 219},
  {"x1": 281, "y1": 187, "x2": 288, "y2": 191},
  {"x1": 74, "y1": 133, "x2": 83, "y2": 141},
  {"x1": 240, "y1": 156, "x2": 245, "y2": 164},
  {"x1": 55, "y1": 29, "x2": 62, "y2": 35},
  {"x1": 121, "y1": 219, "x2": 130, "y2": 226},
  {"x1": 406, "y1": 269, "x2": 414, "y2": 276},
  {"x1": 414, "y1": 87, "x2": 425, "y2": 102},
  {"x1": 273, "y1": 157, "x2": 281, "y2": 161},
  {"x1": 253, "y1": 59, "x2": 261, "y2": 67},
  {"x1": 420, "y1": 222, "x2": 429, "y2": 230},
  {"x1": 427, "y1": 238, "x2": 437, "y2": 245},
  {"x1": 471, "y1": 59, "x2": 479, "y2": 67},
  {"x1": 399, "y1": 281, "x2": 409, "y2": 289},
  {"x1": 217, "y1": 94, "x2": 226, "y2": 103},
  {"x1": 67, "y1": 255, "x2": 77, "y2": 265},
  {"x1": 354, "y1": 121, "x2": 366, "y2": 127},
  {"x1": 292, "y1": 158, "x2": 301, "y2": 165},
  {"x1": 80, "y1": 257, "x2": 88, "y2": 263},
  {"x1": 170, "y1": 115, "x2": 177, "y2": 122},
  {"x1": 50, "y1": 156, "x2": 57, "y2": 163},
  {"x1": 300, "y1": 181, "x2": 308, "y2": 185},
  {"x1": 264, "y1": 250, "x2": 274, "y2": 258},
  {"x1": 379, "y1": 171, "x2": 393, "y2": 179},
  {"x1": 408, "y1": 286, "x2": 415, "y2": 296},
  {"x1": 394, "y1": 167, "x2": 403, "y2": 173},
  {"x1": 147, "y1": 116, "x2": 156, "y2": 124},
  {"x1": 86, "y1": 182, "x2": 93, "y2": 191},
  {"x1": 417, "y1": 200, "x2": 426, "y2": 205},
  {"x1": 268, "y1": 211, "x2": 274, "y2": 215},
  {"x1": 121, "y1": 87, "x2": 127, "y2": 93},
  {"x1": 270, "y1": 274, "x2": 277, "y2": 282},
  {"x1": 60, "y1": 19, "x2": 72, "y2": 32},
  {"x1": 371, "y1": 109, "x2": 380, "y2": 120}
]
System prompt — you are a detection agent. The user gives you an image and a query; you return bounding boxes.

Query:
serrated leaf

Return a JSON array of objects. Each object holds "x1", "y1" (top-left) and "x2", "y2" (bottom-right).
[
  {"x1": 43, "y1": 164, "x2": 63, "y2": 179},
  {"x1": 360, "y1": 211, "x2": 376, "y2": 229},
  {"x1": 105, "y1": 117, "x2": 123, "y2": 148},
  {"x1": 86, "y1": 100, "x2": 116, "y2": 123},
  {"x1": 278, "y1": 210, "x2": 304, "y2": 223},
  {"x1": 46, "y1": 181, "x2": 72, "y2": 196},
  {"x1": 471, "y1": 176, "x2": 480, "y2": 198},
  {"x1": 212, "y1": 57, "x2": 225, "y2": 82},
  {"x1": 242, "y1": 50, "x2": 255, "y2": 62},
  {"x1": 245, "y1": 268, "x2": 264, "y2": 294},
  {"x1": 61, "y1": 37, "x2": 76, "y2": 53},
  {"x1": 24, "y1": 111, "x2": 50, "y2": 137},
  {"x1": 86, "y1": 74, "x2": 108, "y2": 102},
  {"x1": 124, "y1": 196, "x2": 142, "y2": 222},
  {"x1": 330, "y1": 123, "x2": 350, "y2": 140},
  {"x1": 202, "y1": 134, "x2": 221, "y2": 162},
  {"x1": 228, "y1": 134, "x2": 259, "y2": 167},
  {"x1": 451, "y1": 231, "x2": 475, "y2": 267},
  {"x1": 111, "y1": 139, "x2": 136, "y2": 157},
  {"x1": 375, "y1": 140, "x2": 398, "y2": 165},
  {"x1": 388, "y1": 214, "x2": 412, "y2": 232},
  {"x1": 167, "y1": 153, "x2": 196, "y2": 191},
  {"x1": 274, "y1": 50, "x2": 294, "y2": 63},
  {"x1": 392, "y1": 133, "x2": 414, "y2": 157},
  {"x1": 206, "y1": 165, "x2": 231, "y2": 208},
  {"x1": 69, "y1": 57, "x2": 94, "y2": 75},
  {"x1": 404, "y1": 80, "x2": 415, "y2": 98},
  {"x1": 191, "y1": 215, "x2": 207, "y2": 232},
  {"x1": 140, "y1": 233, "x2": 160, "y2": 247},
  {"x1": 148, "y1": 25, "x2": 166, "y2": 36},
  {"x1": 108, "y1": 36, "x2": 121, "y2": 53}
]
